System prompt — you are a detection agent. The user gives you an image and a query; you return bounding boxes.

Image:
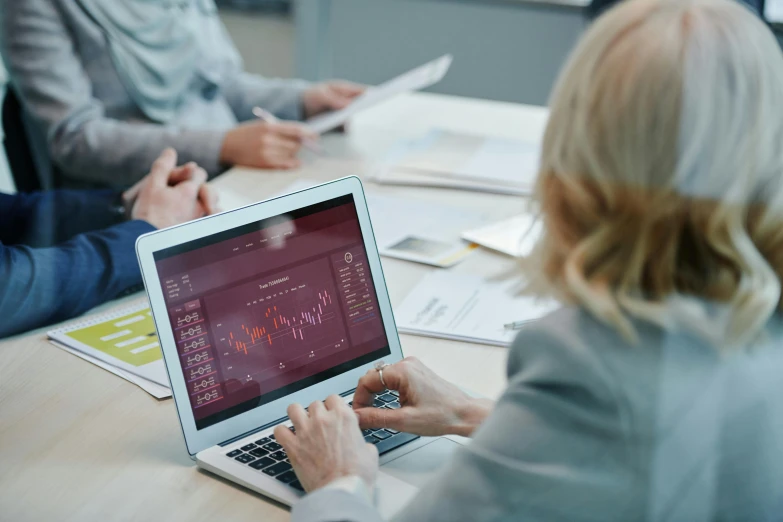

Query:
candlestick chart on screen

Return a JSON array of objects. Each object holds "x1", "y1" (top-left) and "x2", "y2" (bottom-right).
[{"x1": 205, "y1": 258, "x2": 349, "y2": 389}]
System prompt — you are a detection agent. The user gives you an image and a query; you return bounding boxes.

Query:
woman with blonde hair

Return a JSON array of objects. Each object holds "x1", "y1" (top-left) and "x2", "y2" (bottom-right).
[{"x1": 276, "y1": 0, "x2": 783, "y2": 520}]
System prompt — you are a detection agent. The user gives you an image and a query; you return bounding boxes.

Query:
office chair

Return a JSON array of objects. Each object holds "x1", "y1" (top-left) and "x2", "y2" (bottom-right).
[{"x1": 2, "y1": 86, "x2": 42, "y2": 192}]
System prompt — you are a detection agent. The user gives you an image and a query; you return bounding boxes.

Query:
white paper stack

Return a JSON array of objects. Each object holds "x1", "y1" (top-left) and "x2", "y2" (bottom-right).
[
  {"x1": 461, "y1": 214, "x2": 542, "y2": 258},
  {"x1": 48, "y1": 303, "x2": 171, "y2": 399},
  {"x1": 372, "y1": 129, "x2": 540, "y2": 196}
]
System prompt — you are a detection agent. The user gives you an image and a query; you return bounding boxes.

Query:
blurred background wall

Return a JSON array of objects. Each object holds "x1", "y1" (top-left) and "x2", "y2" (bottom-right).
[
  {"x1": 294, "y1": 0, "x2": 587, "y2": 106},
  {"x1": 220, "y1": 0, "x2": 589, "y2": 107},
  {"x1": 218, "y1": 0, "x2": 296, "y2": 78},
  {"x1": 215, "y1": 0, "x2": 783, "y2": 108}
]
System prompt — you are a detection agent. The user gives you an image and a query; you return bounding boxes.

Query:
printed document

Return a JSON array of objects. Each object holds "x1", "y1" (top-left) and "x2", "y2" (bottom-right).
[
  {"x1": 372, "y1": 129, "x2": 540, "y2": 195},
  {"x1": 394, "y1": 271, "x2": 558, "y2": 346},
  {"x1": 49, "y1": 340, "x2": 170, "y2": 399},
  {"x1": 48, "y1": 303, "x2": 170, "y2": 388},
  {"x1": 306, "y1": 55, "x2": 453, "y2": 134},
  {"x1": 461, "y1": 214, "x2": 542, "y2": 258}
]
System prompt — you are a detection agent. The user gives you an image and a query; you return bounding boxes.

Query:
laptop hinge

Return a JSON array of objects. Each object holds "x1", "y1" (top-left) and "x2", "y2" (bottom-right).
[{"x1": 218, "y1": 387, "x2": 358, "y2": 447}]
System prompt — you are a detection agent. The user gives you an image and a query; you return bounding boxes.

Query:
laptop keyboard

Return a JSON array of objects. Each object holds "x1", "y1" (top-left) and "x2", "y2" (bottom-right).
[
  {"x1": 224, "y1": 393, "x2": 419, "y2": 492},
  {"x1": 359, "y1": 392, "x2": 420, "y2": 451}
]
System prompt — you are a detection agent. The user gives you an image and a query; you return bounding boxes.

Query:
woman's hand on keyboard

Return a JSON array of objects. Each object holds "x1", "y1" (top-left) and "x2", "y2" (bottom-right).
[
  {"x1": 275, "y1": 396, "x2": 378, "y2": 493},
  {"x1": 352, "y1": 357, "x2": 495, "y2": 438}
]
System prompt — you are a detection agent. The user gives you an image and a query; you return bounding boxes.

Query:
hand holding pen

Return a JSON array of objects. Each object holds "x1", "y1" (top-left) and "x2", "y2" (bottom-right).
[
  {"x1": 253, "y1": 107, "x2": 324, "y2": 156},
  {"x1": 218, "y1": 108, "x2": 321, "y2": 170}
]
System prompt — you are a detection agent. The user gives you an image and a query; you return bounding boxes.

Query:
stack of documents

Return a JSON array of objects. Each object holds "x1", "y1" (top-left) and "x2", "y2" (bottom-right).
[
  {"x1": 394, "y1": 271, "x2": 558, "y2": 346},
  {"x1": 48, "y1": 303, "x2": 171, "y2": 399},
  {"x1": 461, "y1": 214, "x2": 542, "y2": 258},
  {"x1": 371, "y1": 129, "x2": 540, "y2": 196},
  {"x1": 279, "y1": 179, "x2": 490, "y2": 267}
]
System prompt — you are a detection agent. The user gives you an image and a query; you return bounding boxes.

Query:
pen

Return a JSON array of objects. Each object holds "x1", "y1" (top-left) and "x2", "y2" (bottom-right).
[
  {"x1": 504, "y1": 320, "x2": 528, "y2": 330},
  {"x1": 252, "y1": 106, "x2": 324, "y2": 155}
]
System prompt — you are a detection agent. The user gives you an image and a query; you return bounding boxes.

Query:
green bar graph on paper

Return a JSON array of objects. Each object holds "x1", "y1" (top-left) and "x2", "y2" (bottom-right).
[{"x1": 65, "y1": 308, "x2": 162, "y2": 367}]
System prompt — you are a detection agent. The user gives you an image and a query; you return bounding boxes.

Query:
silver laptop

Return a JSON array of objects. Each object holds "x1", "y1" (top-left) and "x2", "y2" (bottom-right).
[{"x1": 136, "y1": 177, "x2": 465, "y2": 517}]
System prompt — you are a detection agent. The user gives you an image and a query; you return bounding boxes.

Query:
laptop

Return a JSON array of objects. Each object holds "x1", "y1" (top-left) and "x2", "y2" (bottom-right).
[{"x1": 136, "y1": 177, "x2": 466, "y2": 517}]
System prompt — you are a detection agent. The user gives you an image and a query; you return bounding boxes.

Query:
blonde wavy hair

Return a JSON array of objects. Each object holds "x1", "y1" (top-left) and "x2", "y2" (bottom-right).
[{"x1": 526, "y1": 0, "x2": 783, "y2": 347}]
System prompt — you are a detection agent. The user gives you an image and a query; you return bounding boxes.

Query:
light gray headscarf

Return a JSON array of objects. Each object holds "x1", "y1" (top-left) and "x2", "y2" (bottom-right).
[{"x1": 76, "y1": 0, "x2": 242, "y2": 123}]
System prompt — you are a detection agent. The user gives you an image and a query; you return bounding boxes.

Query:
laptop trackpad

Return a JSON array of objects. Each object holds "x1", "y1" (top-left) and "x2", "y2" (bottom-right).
[{"x1": 381, "y1": 438, "x2": 460, "y2": 488}]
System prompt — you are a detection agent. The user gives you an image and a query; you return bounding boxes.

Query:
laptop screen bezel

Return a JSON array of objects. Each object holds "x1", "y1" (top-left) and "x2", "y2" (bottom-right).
[{"x1": 136, "y1": 177, "x2": 404, "y2": 456}]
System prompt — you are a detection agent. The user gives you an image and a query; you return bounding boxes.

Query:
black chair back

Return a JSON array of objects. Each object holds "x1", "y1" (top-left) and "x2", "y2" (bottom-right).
[{"x1": 2, "y1": 86, "x2": 42, "y2": 192}]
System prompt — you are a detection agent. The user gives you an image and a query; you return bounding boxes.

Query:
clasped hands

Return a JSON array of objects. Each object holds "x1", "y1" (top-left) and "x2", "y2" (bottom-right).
[
  {"x1": 122, "y1": 148, "x2": 220, "y2": 230},
  {"x1": 274, "y1": 357, "x2": 494, "y2": 494}
]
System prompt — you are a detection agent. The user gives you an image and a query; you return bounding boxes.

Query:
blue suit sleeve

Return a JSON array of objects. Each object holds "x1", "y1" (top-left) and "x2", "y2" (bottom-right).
[
  {"x1": 0, "y1": 189, "x2": 126, "y2": 246},
  {"x1": 0, "y1": 219, "x2": 155, "y2": 338}
]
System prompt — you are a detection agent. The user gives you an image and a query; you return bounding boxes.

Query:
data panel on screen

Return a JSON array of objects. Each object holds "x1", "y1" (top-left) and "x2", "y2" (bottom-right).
[{"x1": 153, "y1": 196, "x2": 390, "y2": 430}]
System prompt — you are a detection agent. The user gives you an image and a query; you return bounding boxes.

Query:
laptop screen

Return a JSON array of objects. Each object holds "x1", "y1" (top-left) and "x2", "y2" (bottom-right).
[{"x1": 153, "y1": 195, "x2": 391, "y2": 430}]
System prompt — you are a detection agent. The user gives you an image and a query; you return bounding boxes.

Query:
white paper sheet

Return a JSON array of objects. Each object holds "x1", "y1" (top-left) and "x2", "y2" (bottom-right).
[
  {"x1": 49, "y1": 340, "x2": 171, "y2": 399},
  {"x1": 372, "y1": 129, "x2": 540, "y2": 195},
  {"x1": 305, "y1": 55, "x2": 453, "y2": 134},
  {"x1": 47, "y1": 304, "x2": 170, "y2": 387},
  {"x1": 394, "y1": 271, "x2": 558, "y2": 346},
  {"x1": 461, "y1": 214, "x2": 542, "y2": 258},
  {"x1": 278, "y1": 179, "x2": 489, "y2": 266},
  {"x1": 460, "y1": 139, "x2": 540, "y2": 186},
  {"x1": 373, "y1": 168, "x2": 531, "y2": 196}
]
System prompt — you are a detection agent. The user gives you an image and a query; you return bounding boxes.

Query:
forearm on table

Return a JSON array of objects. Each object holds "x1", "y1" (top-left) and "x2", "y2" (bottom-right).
[
  {"x1": 0, "y1": 220, "x2": 155, "y2": 338},
  {"x1": 50, "y1": 118, "x2": 227, "y2": 187},
  {"x1": 0, "y1": 189, "x2": 125, "y2": 246}
]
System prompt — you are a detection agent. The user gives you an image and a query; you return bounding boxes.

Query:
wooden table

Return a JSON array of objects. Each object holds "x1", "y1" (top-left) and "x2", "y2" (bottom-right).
[{"x1": 0, "y1": 92, "x2": 548, "y2": 521}]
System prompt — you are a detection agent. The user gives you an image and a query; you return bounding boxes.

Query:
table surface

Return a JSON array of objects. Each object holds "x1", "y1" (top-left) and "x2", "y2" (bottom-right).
[{"x1": 0, "y1": 92, "x2": 548, "y2": 521}]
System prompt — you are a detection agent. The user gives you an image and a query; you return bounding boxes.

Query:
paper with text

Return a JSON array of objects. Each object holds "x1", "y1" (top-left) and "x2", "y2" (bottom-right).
[
  {"x1": 48, "y1": 303, "x2": 169, "y2": 387},
  {"x1": 372, "y1": 129, "x2": 540, "y2": 195},
  {"x1": 394, "y1": 271, "x2": 558, "y2": 346},
  {"x1": 49, "y1": 340, "x2": 171, "y2": 399},
  {"x1": 306, "y1": 55, "x2": 453, "y2": 134}
]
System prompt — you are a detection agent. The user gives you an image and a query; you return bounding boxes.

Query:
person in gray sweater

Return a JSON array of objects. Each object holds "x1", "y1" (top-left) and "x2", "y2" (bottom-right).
[
  {"x1": 1, "y1": 0, "x2": 363, "y2": 188},
  {"x1": 270, "y1": 0, "x2": 783, "y2": 520}
]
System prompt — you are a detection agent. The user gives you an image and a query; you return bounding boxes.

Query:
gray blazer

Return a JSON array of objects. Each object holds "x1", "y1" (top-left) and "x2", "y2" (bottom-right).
[
  {"x1": 0, "y1": 1, "x2": 308, "y2": 188},
  {"x1": 293, "y1": 307, "x2": 783, "y2": 521}
]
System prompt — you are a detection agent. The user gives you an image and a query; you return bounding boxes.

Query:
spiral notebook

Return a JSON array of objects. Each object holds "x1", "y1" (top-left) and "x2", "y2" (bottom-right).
[{"x1": 47, "y1": 303, "x2": 171, "y2": 398}]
